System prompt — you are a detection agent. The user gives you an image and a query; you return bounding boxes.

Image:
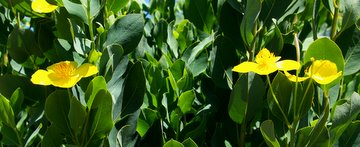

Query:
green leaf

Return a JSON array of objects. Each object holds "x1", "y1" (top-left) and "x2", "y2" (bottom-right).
[
  {"x1": 0, "y1": 75, "x2": 46, "y2": 101},
  {"x1": 104, "y1": 14, "x2": 145, "y2": 55},
  {"x1": 68, "y1": 95, "x2": 86, "y2": 137},
  {"x1": 1, "y1": 124, "x2": 22, "y2": 146},
  {"x1": 229, "y1": 73, "x2": 265, "y2": 124},
  {"x1": 177, "y1": 69, "x2": 194, "y2": 93},
  {"x1": 163, "y1": 139, "x2": 184, "y2": 147},
  {"x1": 182, "y1": 33, "x2": 214, "y2": 64},
  {"x1": 330, "y1": 92, "x2": 360, "y2": 144},
  {"x1": 45, "y1": 90, "x2": 71, "y2": 135},
  {"x1": 42, "y1": 125, "x2": 63, "y2": 146},
  {"x1": 183, "y1": 0, "x2": 215, "y2": 34},
  {"x1": 177, "y1": 90, "x2": 195, "y2": 114},
  {"x1": 296, "y1": 126, "x2": 330, "y2": 147},
  {"x1": 7, "y1": 27, "x2": 30, "y2": 63},
  {"x1": 182, "y1": 138, "x2": 198, "y2": 147},
  {"x1": 0, "y1": 94, "x2": 15, "y2": 126},
  {"x1": 264, "y1": 22, "x2": 284, "y2": 54},
  {"x1": 338, "y1": 121, "x2": 360, "y2": 146},
  {"x1": 106, "y1": 0, "x2": 129, "y2": 14},
  {"x1": 295, "y1": 80, "x2": 315, "y2": 118},
  {"x1": 170, "y1": 60, "x2": 185, "y2": 81},
  {"x1": 85, "y1": 76, "x2": 107, "y2": 108},
  {"x1": 146, "y1": 64, "x2": 164, "y2": 94},
  {"x1": 344, "y1": 44, "x2": 360, "y2": 76},
  {"x1": 120, "y1": 61, "x2": 146, "y2": 117},
  {"x1": 62, "y1": 0, "x2": 87, "y2": 23},
  {"x1": 228, "y1": 75, "x2": 247, "y2": 124},
  {"x1": 267, "y1": 72, "x2": 293, "y2": 122},
  {"x1": 88, "y1": 89, "x2": 113, "y2": 143},
  {"x1": 210, "y1": 36, "x2": 238, "y2": 89},
  {"x1": 188, "y1": 52, "x2": 208, "y2": 77},
  {"x1": 167, "y1": 21, "x2": 179, "y2": 58},
  {"x1": 259, "y1": 0, "x2": 293, "y2": 26},
  {"x1": 240, "y1": 0, "x2": 262, "y2": 46},
  {"x1": 304, "y1": 37, "x2": 345, "y2": 89},
  {"x1": 219, "y1": 1, "x2": 244, "y2": 50},
  {"x1": 9, "y1": 88, "x2": 24, "y2": 115},
  {"x1": 24, "y1": 123, "x2": 42, "y2": 146},
  {"x1": 340, "y1": 0, "x2": 360, "y2": 32},
  {"x1": 260, "y1": 120, "x2": 280, "y2": 147}
]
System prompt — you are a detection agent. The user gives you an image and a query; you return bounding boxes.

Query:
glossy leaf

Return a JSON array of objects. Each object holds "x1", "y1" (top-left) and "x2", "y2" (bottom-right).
[
  {"x1": 9, "y1": 88, "x2": 24, "y2": 115},
  {"x1": 120, "y1": 61, "x2": 146, "y2": 117},
  {"x1": 338, "y1": 121, "x2": 360, "y2": 146},
  {"x1": 267, "y1": 72, "x2": 293, "y2": 122},
  {"x1": 260, "y1": 120, "x2": 280, "y2": 147},
  {"x1": 229, "y1": 73, "x2": 265, "y2": 124},
  {"x1": 104, "y1": 14, "x2": 145, "y2": 55},
  {"x1": 163, "y1": 139, "x2": 184, "y2": 147},
  {"x1": 344, "y1": 44, "x2": 360, "y2": 76},
  {"x1": 44, "y1": 90, "x2": 71, "y2": 135},
  {"x1": 182, "y1": 138, "x2": 198, "y2": 147},
  {"x1": 85, "y1": 76, "x2": 107, "y2": 108},
  {"x1": 177, "y1": 90, "x2": 195, "y2": 114},
  {"x1": 106, "y1": 0, "x2": 129, "y2": 14},
  {"x1": 183, "y1": 0, "x2": 215, "y2": 34},
  {"x1": 240, "y1": 0, "x2": 261, "y2": 46},
  {"x1": 296, "y1": 126, "x2": 330, "y2": 147},
  {"x1": 87, "y1": 89, "x2": 113, "y2": 143},
  {"x1": 7, "y1": 27, "x2": 30, "y2": 63},
  {"x1": 330, "y1": 92, "x2": 360, "y2": 144}
]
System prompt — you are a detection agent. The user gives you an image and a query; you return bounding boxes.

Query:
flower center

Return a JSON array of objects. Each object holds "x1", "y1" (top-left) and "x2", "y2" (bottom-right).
[
  {"x1": 52, "y1": 62, "x2": 76, "y2": 78},
  {"x1": 255, "y1": 49, "x2": 280, "y2": 65}
]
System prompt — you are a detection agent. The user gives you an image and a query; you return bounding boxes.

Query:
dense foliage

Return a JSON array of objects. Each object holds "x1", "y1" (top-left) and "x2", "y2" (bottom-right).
[{"x1": 0, "y1": 0, "x2": 359, "y2": 146}]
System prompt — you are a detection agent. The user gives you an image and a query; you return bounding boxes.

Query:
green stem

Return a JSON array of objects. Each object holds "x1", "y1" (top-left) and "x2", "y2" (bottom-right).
[
  {"x1": 312, "y1": 0, "x2": 319, "y2": 40},
  {"x1": 266, "y1": 75, "x2": 291, "y2": 127},
  {"x1": 330, "y1": 0, "x2": 340, "y2": 40},
  {"x1": 87, "y1": 0, "x2": 96, "y2": 52},
  {"x1": 293, "y1": 33, "x2": 301, "y2": 63},
  {"x1": 297, "y1": 79, "x2": 313, "y2": 115},
  {"x1": 240, "y1": 122, "x2": 246, "y2": 147}
]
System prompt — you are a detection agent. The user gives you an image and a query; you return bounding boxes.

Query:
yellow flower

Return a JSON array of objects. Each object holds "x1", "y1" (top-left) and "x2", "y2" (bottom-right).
[
  {"x1": 285, "y1": 59, "x2": 342, "y2": 85},
  {"x1": 232, "y1": 48, "x2": 300, "y2": 75},
  {"x1": 31, "y1": 0, "x2": 58, "y2": 13},
  {"x1": 31, "y1": 61, "x2": 98, "y2": 88}
]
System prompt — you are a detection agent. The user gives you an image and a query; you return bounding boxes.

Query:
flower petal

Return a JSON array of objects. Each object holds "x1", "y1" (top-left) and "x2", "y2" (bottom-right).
[
  {"x1": 253, "y1": 63, "x2": 278, "y2": 75},
  {"x1": 48, "y1": 73, "x2": 81, "y2": 88},
  {"x1": 232, "y1": 62, "x2": 258, "y2": 73},
  {"x1": 31, "y1": 70, "x2": 52, "y2": 86},
  {"x1": 276, "y1": 60, "x2": 300, "y2": 71},
  {"x1": 312, "y1": 71, "x2": 342, "y2": 85},
  {"x1": 76, "y1": 63, "x2": 99, "y2": 77},
  {"x1": 284, "y1": 71, "x2": 309, "y2": 82},
  {"x1": 31, "y1": 0, "x2": 58, "y2": 13}
]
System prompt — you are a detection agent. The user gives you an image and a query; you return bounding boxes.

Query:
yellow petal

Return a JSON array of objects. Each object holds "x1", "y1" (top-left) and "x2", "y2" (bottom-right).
[
  {"x1": 253, "y1": 63, "x2": 278, "y2": 75},
  {"x1": 31, "y1": 70, "x2": 52, "y2": 86},
  {"x1": 76, "y1": 63, "x2": 99, "y2": 77},
  {"x1": 276, "y1": 60, "x2": 300, "y2": 71},
  {"x1": 284, "y1": 71, "x2": 309, "y2": 82},
  {"x1": 31, "y1": 0, "x2": 58, "y2": 13},
  {"x1": 232, "y1": 62, "x2": 258, "y2": 73},
  {"x1": 312, "y1": 71, "x2": 342, "y2": 85},
  {"x1": 48, "y1": 73, "x2": 81, "y2": 88}
]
